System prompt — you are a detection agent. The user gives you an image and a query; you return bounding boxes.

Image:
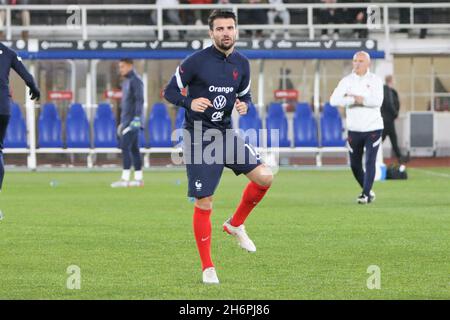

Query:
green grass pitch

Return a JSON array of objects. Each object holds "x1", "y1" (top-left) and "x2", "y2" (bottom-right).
[{"x1": 0, "y1": 168, "x2": 449, "y2": 299}]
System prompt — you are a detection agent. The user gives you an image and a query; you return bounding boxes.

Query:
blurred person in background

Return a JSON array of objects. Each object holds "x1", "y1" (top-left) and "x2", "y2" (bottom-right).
[
  {"x1": 342, "y1": 0, "x2": 369, "y2": 39},
  {"x1": 267, "y1": 0, "x2": 290, "y2": 40},
  {"x1": 111, "y1": 59, "x2": 144, "y2": 188},
  {"x1": 330, "y1": 51, "x2": 384, "y2": 204},
  {"x1": 0, "y1": 0, "x2": 30, "y2": 40},
  {"x1": 187, "y1": 0, "x2": 213, "y2": 25},
  {"x1": 381, "y1": 75, "x2": 409, "y2": 164},
  {"x1": 318, "y1": 0, "x2": 342, "y2": 40},
  {"x1": 239, "y1": 0, "x2": 267, "y2": 39},
  {"x1": 152, "y1": 0, "x2": 186, "y2": 40}
]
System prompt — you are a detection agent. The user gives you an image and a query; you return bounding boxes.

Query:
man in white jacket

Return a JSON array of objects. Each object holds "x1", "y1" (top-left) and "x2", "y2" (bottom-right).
[{"x1": 330, "y1": 51, "x2": 384, "y2": 204}]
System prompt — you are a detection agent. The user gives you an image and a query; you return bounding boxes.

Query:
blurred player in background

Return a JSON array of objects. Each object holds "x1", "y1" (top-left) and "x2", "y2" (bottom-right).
[{"x1": 111, "y1": 59, "x2": 144, "y2": 188}]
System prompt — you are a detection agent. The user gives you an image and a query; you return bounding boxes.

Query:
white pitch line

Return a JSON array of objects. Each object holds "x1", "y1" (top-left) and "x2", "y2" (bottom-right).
[{"x1": 411, "y1": 168, "x2": 450, "y2": 179}]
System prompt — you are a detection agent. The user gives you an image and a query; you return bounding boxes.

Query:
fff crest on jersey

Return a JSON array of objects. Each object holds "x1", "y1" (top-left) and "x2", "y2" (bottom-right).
[
  {"x1": 213, "y1": 95, "x2": 227, "y2": 110},
  {"x1": 233, "y1": 70, "x2": 239, "y2": 81}
]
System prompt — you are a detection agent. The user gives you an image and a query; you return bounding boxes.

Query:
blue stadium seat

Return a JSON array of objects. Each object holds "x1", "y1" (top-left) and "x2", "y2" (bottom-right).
[
  {"x1": 320, "y1": 102, "x2": 345, "y2": 147},
  {"x1": 38, "y1": 103, "x2": 63, "y2": 148},
  {"x1": 322, "y1": 102, "x2": 341, "y2": 118},
  {"x1": 66, "y1": 103, "x2": 90, "y2": 148},
  {"x1": 147, "y1": 103, "x2": 172, "y2": 147},
  {"x1": 94, "y1": 103, "x2": 117, "y2": 148},
  {"x1": 293, "y1": 103, "x2": 318, "y2": 147},
  {"x1": 266, "y1": 103, "x2": 290, "y2": 147},
  {"x1": 4, "y1": 103, "x2": 27, "y2": 148},
  {"x1": 239, "y1": 103, "x2": 262, "y2": 147}
]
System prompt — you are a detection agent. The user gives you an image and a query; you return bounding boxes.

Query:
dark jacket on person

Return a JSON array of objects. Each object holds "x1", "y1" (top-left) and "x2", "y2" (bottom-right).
[
  {"x1": 0, "y1": 43, "x2": 39, "y2": 115},
  {"x1": 381, "y1": 85, "x2": 400, "y2": 122},
  {"x1": 120, "y1": 69, "x2": 144, "y2": 127}
]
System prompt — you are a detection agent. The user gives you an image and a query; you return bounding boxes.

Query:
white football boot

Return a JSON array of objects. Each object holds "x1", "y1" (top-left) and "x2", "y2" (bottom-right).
[
  {"x1": 110, "y1": 180, "x2": 129, "y2": 188},
  {"x1": 202, "y1": 267, "x2": 219, "y2": 284},
  {"x1": 370, "y1": 190, "x2": 376, "y2": 202},
  {"x1": 223, "y1": 218, "x2": 256, "y2": 253}
]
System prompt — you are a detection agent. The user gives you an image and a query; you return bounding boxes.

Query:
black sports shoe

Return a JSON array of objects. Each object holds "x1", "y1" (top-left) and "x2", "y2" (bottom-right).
[{"x1": 357, "y1": 193, "x2": 369, "y2": 204}]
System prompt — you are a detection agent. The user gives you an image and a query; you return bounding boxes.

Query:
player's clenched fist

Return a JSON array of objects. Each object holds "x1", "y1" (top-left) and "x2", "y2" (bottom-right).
[
  {"x1": 191, "y1": 98, "x2": 212, "y2": 112},
  {"x1": 234, "y1": 99, "x2": 248, "y2": 115}
]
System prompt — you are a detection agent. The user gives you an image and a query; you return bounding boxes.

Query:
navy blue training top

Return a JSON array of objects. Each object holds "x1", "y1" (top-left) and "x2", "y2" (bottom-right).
[
  {"x1": 120, "y1": 69, "x2": 144, "y2": 127},
  {"x1": 164, "y1": 45, "x2": 252, "y2": 132},
  {"x1": 0, "y1": 43, "x2": 38, "y2": 115}
]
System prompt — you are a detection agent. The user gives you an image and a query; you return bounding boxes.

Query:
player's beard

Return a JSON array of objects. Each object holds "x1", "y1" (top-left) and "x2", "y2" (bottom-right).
[{"x1": 215, "y1": 36, "x2": 235, "y2": 51}]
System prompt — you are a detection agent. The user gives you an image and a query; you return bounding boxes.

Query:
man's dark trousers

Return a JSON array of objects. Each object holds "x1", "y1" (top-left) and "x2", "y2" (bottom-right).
[
  {"x1": 348, "y1": 130, "x2": 383, "y2": 197},
  {"x1": 120, "y1": 128, "x2": 142, "y2": 171}
]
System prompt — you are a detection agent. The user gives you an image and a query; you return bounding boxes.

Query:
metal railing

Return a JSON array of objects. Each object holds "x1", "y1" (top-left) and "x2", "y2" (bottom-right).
[{"x1": 0, "y1": 2, "x2": 449, "y2": 42}]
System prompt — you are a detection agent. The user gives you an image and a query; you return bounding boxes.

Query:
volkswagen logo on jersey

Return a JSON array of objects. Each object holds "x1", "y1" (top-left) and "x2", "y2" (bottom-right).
[
  {"x1": 211, "y1": 111, "x2": 224, "y2": 122},
  {"x1": 213, "y1": 95, "x2": 227, "y2": 110}
]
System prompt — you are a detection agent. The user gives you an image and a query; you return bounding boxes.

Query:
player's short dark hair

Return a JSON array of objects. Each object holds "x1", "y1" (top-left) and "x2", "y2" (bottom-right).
[
  {"x1": 119, "y1": 59, "x2": 134, "y2": 65},
  {"x1": 208, "y1": 10, "x2": 237, "y2": 31}
]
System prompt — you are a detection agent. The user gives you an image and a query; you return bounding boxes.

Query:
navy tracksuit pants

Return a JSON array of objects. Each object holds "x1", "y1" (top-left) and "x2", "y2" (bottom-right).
[
  {"x1": 348, "y1": 130, "x2": 383, "y2": 197},
  {"x1": 120, "y1": 128, "x2": 142, "y2": 171}
]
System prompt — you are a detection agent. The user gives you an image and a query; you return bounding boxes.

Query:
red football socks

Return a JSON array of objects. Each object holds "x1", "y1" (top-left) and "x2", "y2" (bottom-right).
[
  {"x1": 193, "y1": 206, "x2": 214, "y2": 271},
  {"x1": 231, "y1": 181, "x2": 271, "y2": 227}
]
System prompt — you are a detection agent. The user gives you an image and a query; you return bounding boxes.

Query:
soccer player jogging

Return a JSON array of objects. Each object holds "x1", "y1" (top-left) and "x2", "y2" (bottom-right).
[
  {"x1": 0, "y1": 42, "x2": 40, "y2": 196},
  {"x1": 164, "y1": 10, "x2": 273, "y2": 284},
  {"x1": 111, "y1": 59, "x2": 144, "y2": 188},
  {"x1": 330, "y1": 51, "x2": 384, "y2": 204}
]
